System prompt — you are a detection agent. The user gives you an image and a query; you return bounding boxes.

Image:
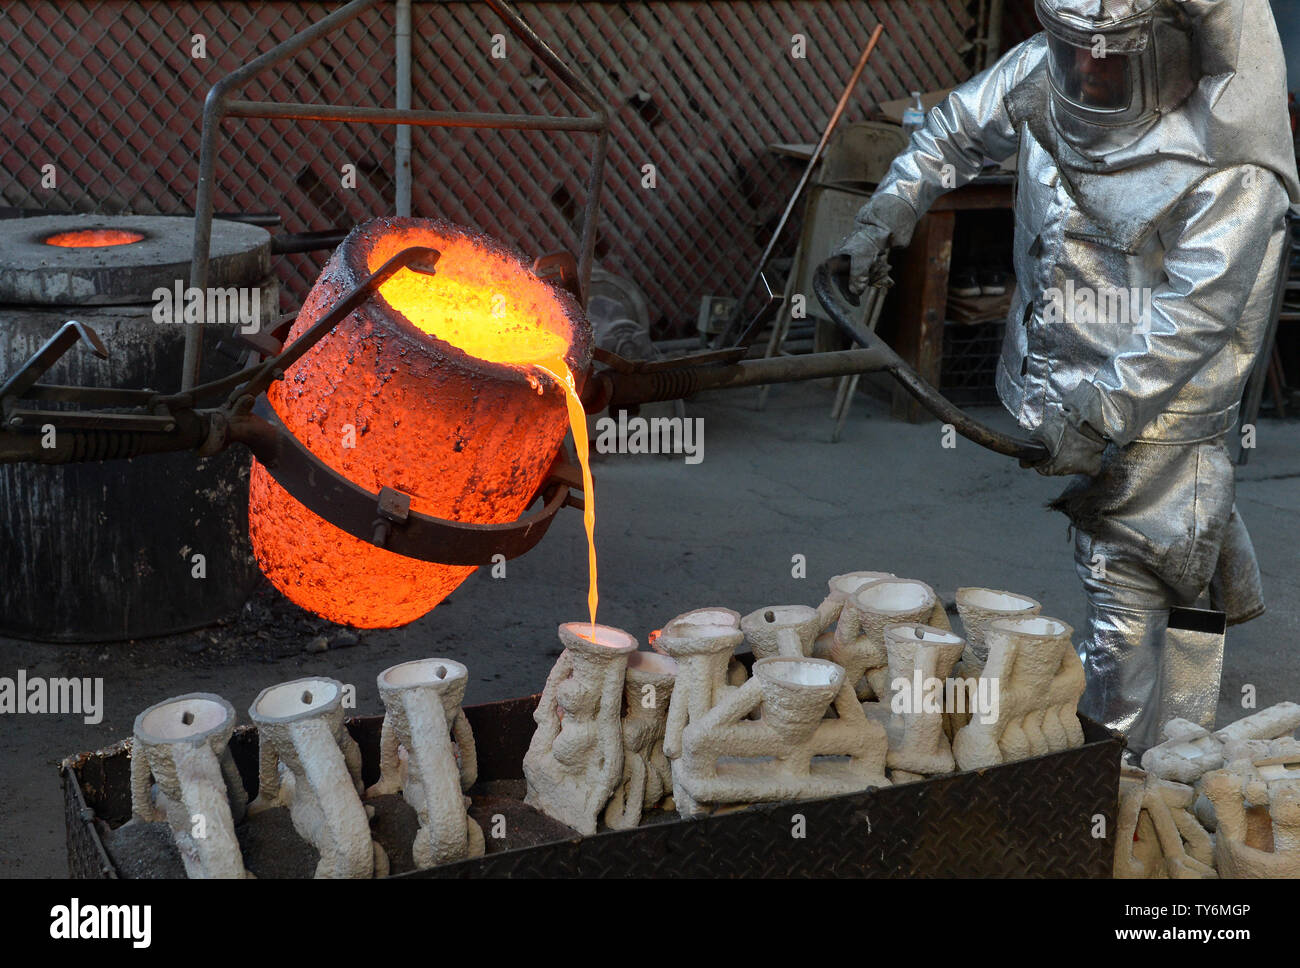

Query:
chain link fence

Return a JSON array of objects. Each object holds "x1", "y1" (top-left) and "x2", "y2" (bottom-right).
[{"x1": 1, "y1": 1, "x2": 985, "y2": 335}]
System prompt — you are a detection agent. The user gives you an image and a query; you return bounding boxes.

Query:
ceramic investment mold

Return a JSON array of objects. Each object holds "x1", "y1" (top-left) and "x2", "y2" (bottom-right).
[
  {"x1": 1140, "y1": 719, "x2": 1226, "y2": 784},
  {"x1": 671, "y1": 656, "x2": 889, "y2": 816},
  {"x1": 524, "y1": 623, "x2": 637, "y2": 835},
  {"x1": 248, "y1": 677, "x2": 383, "y2": 878},
  {"x1": 1114, "y1": 767, "x2": 1217, "y2": 879},
  {"x1": 657, "y1": 606, "x2": 746, "y2": 687},
  {"x1": 1202, "y1": 738, "x2": 1300, "y2": 878},
  {"x1": 954, "y1": 587, "x2": 1041, "y2": 677},
  {"x1": 604, "y1": 650, "x2": 678, "y2": 830},
  {"x1": 657, "y1": 617, "x2": 747, "y2": 764},
  {"x1": 660, "y1": 607, "x2": 742, "y2": 639},
  {"x1": 1139, "y1": 704, "x2": 1300, "y2": 787},
  {"x1": 1110, "y1": 706, "x2": 1300, "y2": 879},
  {"x1": 366, "y1": 658, "x2": 484, "y2": 867},
  {"x1": 131, "y1": 693, "x2": 250, "y2": 879},
  {"x1": 812, "y1": 571, "x2": 895, "y2": 659},
  {"x1": 881, "y1": 623, "x2": 965, "y2": 776},
  {"x1": 831, "y1": 578, "x2": 950, "y2": 701},
  {"x1": 741, "y1": 605, "x2": 820, "y2": 660},
  {"x1": 952, "y1": 616, "x2": 1085, "y2": 771}
]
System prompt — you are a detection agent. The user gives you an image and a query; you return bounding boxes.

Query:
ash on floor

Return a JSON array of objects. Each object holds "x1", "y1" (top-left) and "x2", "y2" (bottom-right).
[
  {"x1": 98, "y1": 819, "x2": 187, "y2": 879},
  {"x1": 467, "y1": 778, "x2": 579, "y2": 853},
  {"x1": 238, "y1": 807, "x2": 320, "y2": 879}
]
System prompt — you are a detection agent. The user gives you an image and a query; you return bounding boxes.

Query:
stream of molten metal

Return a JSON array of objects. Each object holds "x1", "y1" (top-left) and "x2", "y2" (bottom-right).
[
  {"x1": 534, "y1": 357, "x2": 598, "y2": 635},
  {"x1": 377, "y1": 263, "x2": 598, "y2": 632}
]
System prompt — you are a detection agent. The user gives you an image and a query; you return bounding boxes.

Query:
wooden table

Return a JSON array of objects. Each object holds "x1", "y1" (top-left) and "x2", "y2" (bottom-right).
[{"x1": 890, "y1": 178, "x2": 1014, "y2": 421}]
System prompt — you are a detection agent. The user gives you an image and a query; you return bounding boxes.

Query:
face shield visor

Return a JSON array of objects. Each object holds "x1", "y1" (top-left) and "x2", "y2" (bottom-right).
[
  {"x1": 1046, "y1": 34, "x2": 1139, "y2": 114},
  {"x1": 1034, "y1": 0, "x2": 1177, "y2": 147}
]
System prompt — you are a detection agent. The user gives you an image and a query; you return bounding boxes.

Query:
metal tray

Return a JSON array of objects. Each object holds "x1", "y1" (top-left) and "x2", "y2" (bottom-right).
[{"x1": 63, "y1": 694, "x2": 1122, "y2": 878}]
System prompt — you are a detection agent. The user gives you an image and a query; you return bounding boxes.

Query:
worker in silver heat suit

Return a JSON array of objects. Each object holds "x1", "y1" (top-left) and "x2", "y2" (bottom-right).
[{"x1": 839, "y1": 0, "x2": 1299, "y2": 755}]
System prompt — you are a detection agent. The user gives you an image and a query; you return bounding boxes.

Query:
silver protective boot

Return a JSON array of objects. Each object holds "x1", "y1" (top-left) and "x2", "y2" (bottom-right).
[
  {"x1": 1073, "y1": 530, "x2": 1231, "y2": 756},
  {"x1": 1066, "y1": 436, "x2": 1243, "y2": 754},
  {"x1": 1074, "y1": 537, "x2": 1177, "y2": 756}
]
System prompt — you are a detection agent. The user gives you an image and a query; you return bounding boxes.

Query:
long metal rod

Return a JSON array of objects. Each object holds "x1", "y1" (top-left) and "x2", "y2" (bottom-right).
[
  {"x1": 715, "y1": 23, "x2": 885, "y2": 347},
  {"x1": 395, "y1": 0, "x2": 412, "y2": 217},
  {"x1": 575, "y1": 126, "x2": 609, "y2": 299},
  {"x1": 235, "y1": 247, "x2": 439, "y2": 401},
  {"x1": 483, "y1": 0, "x2": 611, "y2": 297},
  {"x1": 601, "y1": 347, "x2": 894, "y2": 408},
  {"x1": 484, "y1": 0, "x2": 607, "y2": 109},
  {"x1": 224, "y1": 101, "x2": 604, "y2": 131},
  {"x1": 811, "y1": 261, "x2": 1048, "y2": 462},
  {"x1": 986, "y1": 0, "x2": 1005, "y2": 70},
  {"x1": 151, "y1": 246, "x2": 442, "y2": 416}
]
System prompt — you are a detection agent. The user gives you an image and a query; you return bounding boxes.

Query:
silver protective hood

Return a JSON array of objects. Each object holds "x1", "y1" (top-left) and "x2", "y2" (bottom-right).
[
  {"x1": 1035, "y1": 0, "x2": 1191, "y2": 148},
  {"x1": 1033, "y1": 0, "x2": 1300, "y2": 205}
]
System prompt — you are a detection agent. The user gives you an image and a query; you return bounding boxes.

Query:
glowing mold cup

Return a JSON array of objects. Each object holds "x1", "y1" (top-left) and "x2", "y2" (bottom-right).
[{"x1": 248, "y1": 217, "x2": 592, "y2": 628}]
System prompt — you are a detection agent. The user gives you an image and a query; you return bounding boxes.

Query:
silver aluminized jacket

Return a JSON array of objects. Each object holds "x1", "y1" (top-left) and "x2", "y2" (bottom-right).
[
  {"x1": 854, "y1": 6, "x2": 1297, "y2": 753},
  {"x1": 864, "y1": 32, "x2": 1293, "y2": 450}
]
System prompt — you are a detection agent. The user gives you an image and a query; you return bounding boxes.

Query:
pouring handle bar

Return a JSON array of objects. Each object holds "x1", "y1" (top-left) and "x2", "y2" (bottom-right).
[{"x1": 814, "y1": 259, "x2": 1049, "y2": 464}]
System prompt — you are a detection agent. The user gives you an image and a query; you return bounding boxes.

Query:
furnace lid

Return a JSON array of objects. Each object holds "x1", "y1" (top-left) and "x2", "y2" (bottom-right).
[{"x1": 0, "y1": 214, "x2": 271, "y2": 306}]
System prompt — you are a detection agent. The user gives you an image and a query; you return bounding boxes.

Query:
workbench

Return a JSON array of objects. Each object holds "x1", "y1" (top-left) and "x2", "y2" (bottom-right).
[{"x1": 890, "y1": 175, "x2": 1014, "y2": 422}]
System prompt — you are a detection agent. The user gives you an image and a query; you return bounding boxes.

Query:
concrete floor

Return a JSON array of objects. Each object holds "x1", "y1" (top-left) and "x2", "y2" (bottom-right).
[{"x1": 3, "y1": 381, "x2": 1298, "y2": 877}]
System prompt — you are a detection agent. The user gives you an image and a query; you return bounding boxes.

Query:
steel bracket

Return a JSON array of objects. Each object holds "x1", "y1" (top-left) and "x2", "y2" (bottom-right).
[{"x1": 250, "y1": 395, "x2": 579, "y2": 566}]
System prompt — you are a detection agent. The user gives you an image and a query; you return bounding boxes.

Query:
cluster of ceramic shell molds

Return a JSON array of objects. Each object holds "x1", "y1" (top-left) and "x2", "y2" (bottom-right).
[
  {"x1": 523, "y1": 623, "x2": 679, "y2": 834},
  {"x1": 365, "y1": 659, "x2": 484, "y2": 866},
  {"x1": 1116, "y1": 702, "x2": 1300, "y2": 878},
  {"x1": 522, "y1": 571, "x2": 1091, "y2": 826},
  {"x1": 128, "y1": 662, "x2": 480, "y2": 878}
]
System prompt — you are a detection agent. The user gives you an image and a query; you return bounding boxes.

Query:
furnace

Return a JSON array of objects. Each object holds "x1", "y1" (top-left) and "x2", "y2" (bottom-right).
[{"x1": 0, "y1": 214, "x2": 274, "y2": 641}]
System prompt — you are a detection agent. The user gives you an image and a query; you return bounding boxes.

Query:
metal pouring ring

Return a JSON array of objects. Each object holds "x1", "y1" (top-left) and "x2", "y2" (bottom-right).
[{"x1": 247, "y1": 395, "x2": 577, "y2": 566}]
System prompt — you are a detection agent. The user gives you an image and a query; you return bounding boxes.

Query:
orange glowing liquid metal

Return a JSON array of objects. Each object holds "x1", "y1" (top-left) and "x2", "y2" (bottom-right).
[{"x1": 376, "y1": 255, "x2": 598, "y2": 634}]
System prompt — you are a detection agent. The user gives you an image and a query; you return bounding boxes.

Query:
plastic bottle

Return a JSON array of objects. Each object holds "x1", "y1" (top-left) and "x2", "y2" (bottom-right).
[{"x1": 902, "y1": 92, "x2": 925, "y2": 137}]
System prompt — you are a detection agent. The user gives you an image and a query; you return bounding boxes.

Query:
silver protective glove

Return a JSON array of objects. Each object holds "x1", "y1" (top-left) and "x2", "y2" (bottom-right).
[
  {"x1": 1023, "y1": 401, "x2": 1108, "y2": 477},
  {"x1": 833, "y1": 222, "x2": 893, "y2": 296}
]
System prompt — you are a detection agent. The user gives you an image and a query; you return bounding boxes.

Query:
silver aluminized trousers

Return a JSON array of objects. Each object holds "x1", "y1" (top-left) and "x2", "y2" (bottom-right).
[{"x1": 1060, "y1": 435, "x2": 1263, "y2": 754}]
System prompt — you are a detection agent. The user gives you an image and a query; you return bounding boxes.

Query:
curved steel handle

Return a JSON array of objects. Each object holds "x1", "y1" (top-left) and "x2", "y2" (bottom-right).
[{"x1": 814, "y1": 258, "x2": 1048, "y2": 463}]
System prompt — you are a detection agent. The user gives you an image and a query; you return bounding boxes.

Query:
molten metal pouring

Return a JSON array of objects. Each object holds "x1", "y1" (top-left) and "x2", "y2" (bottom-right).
[
  {"x1": 364, "y1": 232, "x2": 600, "y2": 630},
  {"x1": 0, "y1": 247, "x2": 1045, "y2": 630}
]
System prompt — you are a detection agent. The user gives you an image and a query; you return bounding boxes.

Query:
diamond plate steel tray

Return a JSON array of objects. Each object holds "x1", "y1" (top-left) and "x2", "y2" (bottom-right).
[{"x1": 63, "y1": 694, "x2": 1122, "y2": 878}]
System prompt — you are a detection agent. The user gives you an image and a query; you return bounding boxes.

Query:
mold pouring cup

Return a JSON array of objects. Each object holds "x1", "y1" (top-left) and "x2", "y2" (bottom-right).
[{"x1": 248, "y1": 676, "x2": 381, "y2": 878}]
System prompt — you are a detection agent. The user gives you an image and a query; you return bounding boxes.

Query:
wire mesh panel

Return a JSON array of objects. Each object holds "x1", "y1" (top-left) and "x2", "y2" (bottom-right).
[
  {"x1": 1, "y1": 1, "x2": 979, "y2": 332},
  {"x1": 941, "y1": 318, "x2": 1006, "y2": 407}
]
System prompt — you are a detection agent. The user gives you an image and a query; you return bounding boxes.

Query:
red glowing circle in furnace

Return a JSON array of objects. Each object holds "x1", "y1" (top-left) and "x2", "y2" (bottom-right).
[{"x1": 43, "y1": 229, "x2": 146, "y2": 248}]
